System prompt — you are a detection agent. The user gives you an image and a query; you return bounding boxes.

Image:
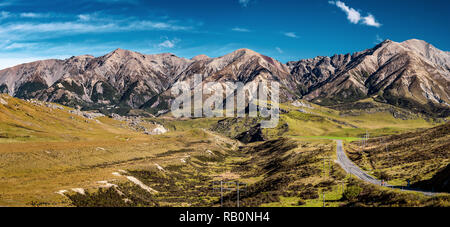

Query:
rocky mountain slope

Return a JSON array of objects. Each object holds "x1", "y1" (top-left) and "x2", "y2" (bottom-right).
[
  {"x1": 0, "y1": 39, "x2": 449, "y2": 117},
  {"x1": 288, "y1": 39, "x2": 450, "y2": 116}
]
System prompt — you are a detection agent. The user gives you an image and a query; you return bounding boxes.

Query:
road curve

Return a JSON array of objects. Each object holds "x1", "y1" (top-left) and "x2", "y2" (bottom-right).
[
  {"x1": 335, "y1": 140, "x2": 387, "y2": 186},
  {"x1": 335, "y1": 140, "x2": 436, "y2": 196}
]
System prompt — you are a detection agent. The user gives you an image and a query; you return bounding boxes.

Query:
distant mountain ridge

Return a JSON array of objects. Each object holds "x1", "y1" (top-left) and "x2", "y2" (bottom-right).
[
  {"x1": 0, "y1": 39, "x2": 449, "y2": 117},
  {"x1": 288, "y1": 39, "x2": 450, "y2": 116}
]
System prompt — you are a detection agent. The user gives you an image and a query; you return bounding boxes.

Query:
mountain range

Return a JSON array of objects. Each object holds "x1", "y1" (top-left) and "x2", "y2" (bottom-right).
[{"x1": 0, "y1": 39, "x2": 449, "y2": 117}]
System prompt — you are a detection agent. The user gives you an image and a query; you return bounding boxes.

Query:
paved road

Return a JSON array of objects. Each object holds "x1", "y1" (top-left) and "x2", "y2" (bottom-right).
[{"x1": 335, "y1": 140, "x2": 436, "y2": 196}]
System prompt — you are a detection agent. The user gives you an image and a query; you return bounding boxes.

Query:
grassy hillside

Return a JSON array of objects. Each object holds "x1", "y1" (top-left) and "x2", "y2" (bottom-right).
[
  {"x1": 277, "y1": 98, "x2": 441, "y2": 138},
  {"x1": 66, "y1": 137, "x2": 449, "y2": 207},
  {"x1": 0, "y1": 94, "x2": 138, "y2": 142},
  {"x1": 346, "y1": 122, "x2": 450, "y2": 189},
  {"x1": 208, "y1": 98, "x2": 440, "y2": 142},
  {"x1": 0, "y1": 94, "x2": 238, "y2": 206},
  {"x1": 0, "y1": 94, "x2": 448, "y2": 207}
]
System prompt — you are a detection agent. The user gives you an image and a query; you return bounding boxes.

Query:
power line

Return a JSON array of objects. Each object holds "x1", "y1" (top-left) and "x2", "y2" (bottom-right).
[
  {"x1": 322, "y1": 156, "x2": 332, "y2": 178},
  {"x1": 212, "y1": 181, "x2": 247, "y2": 207}
]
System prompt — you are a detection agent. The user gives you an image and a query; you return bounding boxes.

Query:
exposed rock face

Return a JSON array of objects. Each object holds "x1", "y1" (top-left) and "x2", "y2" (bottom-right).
[
  {"x1": 143, "y1": 48, "x2": 297, "y2": 112},
  {"x1": 145, "y1": 124, "x2": 168, "y2": 135},
  {"x1": 0, "y1": 97, "x2": 7, "y2": 105},
  {"x1": 235, "y1": 123, "x2": 265, "y2": 144},
  {"x1": 0, "y1": 49, "x2": 192, "y2": 114},
  {"x1": 191, "y1": 54, "x2": 210, "y2": 61},
  {"x1": 0, "y1": 39, "x2": 449, "y2": 117},
  {"x1": 292, "y1": 100, "x2": 313, "y2": 109}
]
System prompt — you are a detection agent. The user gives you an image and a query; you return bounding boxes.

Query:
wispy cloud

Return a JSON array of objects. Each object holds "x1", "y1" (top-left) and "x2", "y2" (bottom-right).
[
  {"x1": 157, "y1": 38, "x2": 180, "y2": 49},
  {"x1": 0, "y1": 10, "x2": 199, "y2": 68},
  {"x1": 0, "y1": 15, "x2": 195, "y2": 42},
  {"x1": 284, "y1": 32, "x2": 298, "y2": 38},
  {"x1": 77, "y1": 14, "x2": 91, "y2": 21},
  {"x1": 232, "y1": 27, "x2": 250, "y2": 32},
  {"x1": 275, "y1": 47, "x2": 283, "y2": 54},
  {"x1": 0, "y1": 1, "x2": 16, "y2": 8},
  {"x1": 238, "y1": 0, "x2": 251, "y2": 7},
  {"x1": 362, "y1": 14, "x2": 381, "y2": 27},
  {"x1": 4, "y1": 42, "x2": 37, "y2": 50},
  {"x1": 374, "y1": 34, "x2": 385, "y2": 44},
  {"x1": 329, "y1": 1, "x2": 381, "y2": 28},
  {"x1": 0, "y1": 11, "x2": 10, "y2": 20},
  {"x1": 20, "y1": 12, "x2": 51, "y2": 18},
  {"x1": 93, "y1": 0, "x2": 139, "y2": 4},
  {"x1": 376, "y1": 34, "x2": 383, "y2": 42}
]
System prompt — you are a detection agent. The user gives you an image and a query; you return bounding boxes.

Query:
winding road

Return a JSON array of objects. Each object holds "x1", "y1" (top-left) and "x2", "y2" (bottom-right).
[{"x1": 335, "y1": 140, "x2": 436, "y2": 196}]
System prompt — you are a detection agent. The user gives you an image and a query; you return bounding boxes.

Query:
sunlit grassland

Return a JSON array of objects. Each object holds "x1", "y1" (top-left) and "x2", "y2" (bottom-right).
[
  {"x1": 251, "y1": 138, "x2": 340, "y2": 207},
  {"x1": 0, "y1": 94, "x2": 447, "y2": 207},
  {"x1": 274, "y1": 99, "x2": 438, "y2": 140},
  {"x1": 288, "y1": 135, "x2": 360, "y2": 142},
  {"x1": 0, "y1": 128, "x2": 240, "y2": 206},
  {"x1": 0, "y1": 97, "x2": 239, "y2": 206},
  {"x1": 0, "y1": 96, "x2": 136, "y2": 143}
]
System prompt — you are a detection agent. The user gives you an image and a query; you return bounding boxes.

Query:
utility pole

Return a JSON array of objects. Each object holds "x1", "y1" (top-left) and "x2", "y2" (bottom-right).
[
  {"x1": 336, "y1": 180, "x2": 345, "y2": 194},
  {"x1": 322, "y1": 190, "x2": 325, "y2": 207},
  {"x1": 213, "y1": 181, "x2": 247, "y2": 208},
  {"x1": 361, "y1": 131, "x2": 370, "y2": 149},
  {"x1": 322, "y1": 157, "x2": 331, "y2": 178},
  {"x1": 237, "y1": 183, "x2": 240, "y2": 208},
  {"x1": 323, "y1": 157, "x2": 325, "y2": 177},
  {"x1": 220, "y1": 181, "x2": 223, "y2": 207},
  {"x1": 237, "y1": 182, "x2": 247, "y2": 208}
]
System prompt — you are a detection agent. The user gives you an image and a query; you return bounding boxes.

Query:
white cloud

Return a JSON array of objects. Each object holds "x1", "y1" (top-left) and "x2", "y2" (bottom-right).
[
  {"x1": 1, "y1": 11, "x2": 53, "y2": 20},
  {"x1": 284, "y1": 32, "x2": 298, "y2": 38},
  {"x1": 329, "y1": 1, "x2": 381, "y2": 27},
  {"x1": 275, "y1": 47, "x2": 283, "y2": 54},
  {"x1": 77, "y1": 14, "x2": 91, "y2": 21},
  {"x1": 0, "y1": 9, "x2": 201, "y2": 68},
  {"x1": 330, "y1": 1, "x2": 361, "y2": 24},
  {"x1": 158, "y1": 40, "x2": 175, "y2": 48},
  {"x1": 20, "y1": 12, "x2": 50, "y2": 18},
  {"x1": 0, "y1": 10, "x2": 197, "y2": 43},
  {"x1": 4, "y1": 42, "x2": 36, "y2": 50},
  {"x1": 0, "y1": 18, "x2": 193, "y2": 42},
  {"x1": 0, "y1": 22, "x2": 116, "y2": 34},
  {"x1": 0, "y1": 11, "x2": 10, "y2": 20},
  {"x1": 362, "y1": 14, "x2": 381, "y2": 28},
  {"x1": 157, "y1": 38, "x2": 180, "y2": 49},
  {"x1": 239, "y1": 0, "x2": 251, "y2": 7},
  {"x1": 232, "y1": 27, "x2": 250, "y2": 32}
]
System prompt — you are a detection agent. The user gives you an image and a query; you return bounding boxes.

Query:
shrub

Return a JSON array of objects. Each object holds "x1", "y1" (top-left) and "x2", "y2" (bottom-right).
[
  {"x1": 299, "y1": 188, "x2": 319, "y2": 200},
  {"x1": 374, "y1": 170, "x2": 392, "y2": 181},
  {"x1": 297, "y1": 199, "x2": 306, "y2": 206},
  {"x1": 343, "y1": 186, "x2": 363, "y2": 201}
]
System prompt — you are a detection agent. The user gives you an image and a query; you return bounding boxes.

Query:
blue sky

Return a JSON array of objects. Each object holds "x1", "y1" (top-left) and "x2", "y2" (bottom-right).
[{"x1": 0, "y1": 0, "x2": 449, "y2": 69}]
